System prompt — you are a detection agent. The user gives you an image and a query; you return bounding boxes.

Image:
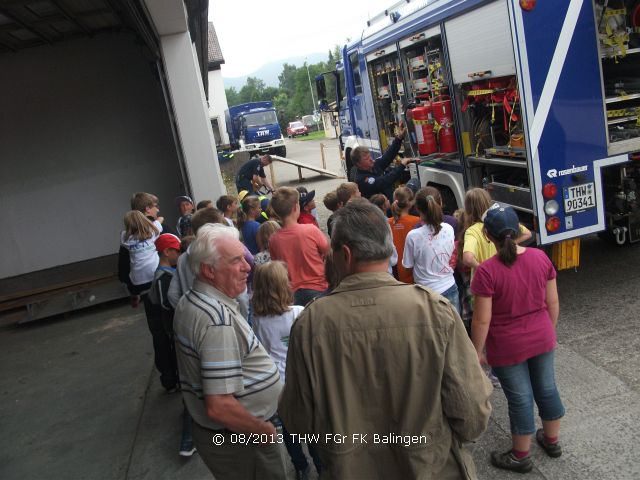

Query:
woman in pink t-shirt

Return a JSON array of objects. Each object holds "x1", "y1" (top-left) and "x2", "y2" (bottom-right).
[{"x1": 471, "y1": 204, "x2": 564, "y2": 474}]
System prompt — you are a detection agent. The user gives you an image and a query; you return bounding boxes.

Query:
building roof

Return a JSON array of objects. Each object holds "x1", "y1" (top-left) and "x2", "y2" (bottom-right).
[{"x1": 207, "y1": 21, "x2": 224, "y2": 69}]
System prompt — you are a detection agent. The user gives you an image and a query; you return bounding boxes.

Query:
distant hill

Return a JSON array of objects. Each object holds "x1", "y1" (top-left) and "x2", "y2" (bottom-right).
[{"x1": 223, "y1": 52, "x2": 328, "y2": 90}]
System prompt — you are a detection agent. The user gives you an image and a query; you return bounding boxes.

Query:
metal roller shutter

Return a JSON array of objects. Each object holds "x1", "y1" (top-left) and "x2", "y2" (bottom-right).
[{"x1": 445, "y1": 0, "x2": 515, "y2": 84}]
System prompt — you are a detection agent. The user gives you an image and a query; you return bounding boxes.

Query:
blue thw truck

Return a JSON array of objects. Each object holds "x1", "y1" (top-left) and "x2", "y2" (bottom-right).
[
  {"x1": 317, "y1": 0, "x2": 640, "y2": 265},
  {"x1": 224, "y1": 101, "x2": 287, "y2": 157}
]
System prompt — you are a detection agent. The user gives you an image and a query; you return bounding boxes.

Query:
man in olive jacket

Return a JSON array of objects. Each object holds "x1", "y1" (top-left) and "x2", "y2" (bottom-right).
[{"x1": 279, "y1": 199, "x2": 492, "y2": 479}]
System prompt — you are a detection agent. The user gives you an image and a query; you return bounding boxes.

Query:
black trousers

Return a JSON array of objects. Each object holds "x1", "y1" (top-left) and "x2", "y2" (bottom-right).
[{"x1": 142, "y1": 295, "x2": 178, "y2": 390}]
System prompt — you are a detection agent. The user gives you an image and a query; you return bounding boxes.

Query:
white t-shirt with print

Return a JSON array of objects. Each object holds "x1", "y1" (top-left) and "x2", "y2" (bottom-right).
[
  {"x1": 402, "y1": 223, "x2": 455, "y2": 293},
  {"x1": 252, "y1": 305, "x2": 304, "y2": 383},
  {"x1": 121, "y1": 220, "x2": 162, "y2": 286}
]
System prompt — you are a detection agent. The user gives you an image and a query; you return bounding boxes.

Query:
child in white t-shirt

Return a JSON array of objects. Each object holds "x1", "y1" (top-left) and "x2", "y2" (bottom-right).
[
  {"x1": 251, "y1": 261, "x2": 322, "y2": 477},
  {"x1": 252, "y1": 261, "x2": 303, "y2": 380},
  {"x1": 120, "y1": 210, "x2": 162, "y2": 300},
  {"x1": 402, "y1": 189, "x2": 459, "y2": 313}
]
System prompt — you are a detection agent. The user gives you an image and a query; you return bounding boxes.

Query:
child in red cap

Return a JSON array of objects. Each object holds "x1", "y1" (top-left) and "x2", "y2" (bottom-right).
[
  {"x1": 149, "y1": 234, "x2": 197, "y2": 457},
  {"x1": 148, "y1": 233, "x2": 182, "y2": 394}
]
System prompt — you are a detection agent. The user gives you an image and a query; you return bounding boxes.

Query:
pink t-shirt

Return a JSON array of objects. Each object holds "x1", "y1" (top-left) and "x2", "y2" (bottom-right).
[
  {"x1": 471, "y1": 248, "x2": 557, "y2": 367},
  {"x1": 269, "y1": 223, "x2": 329, "y2": 291}
]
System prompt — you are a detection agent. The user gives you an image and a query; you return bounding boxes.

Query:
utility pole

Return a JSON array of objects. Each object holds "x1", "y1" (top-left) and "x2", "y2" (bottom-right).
[{"x1": 305, "y1": 58, "x2": 317, "y2": 116}]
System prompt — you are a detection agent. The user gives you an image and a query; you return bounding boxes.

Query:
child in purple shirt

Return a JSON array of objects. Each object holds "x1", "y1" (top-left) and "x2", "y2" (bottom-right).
[{"x1": 471, "y1": 203, "x2": 564, "y2": 474}]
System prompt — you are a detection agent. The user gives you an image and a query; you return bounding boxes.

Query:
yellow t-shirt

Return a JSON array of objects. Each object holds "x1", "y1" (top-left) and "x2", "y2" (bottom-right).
[
  {"x1": 464, "y1": 222, "x2": 495, "y2": 264},
  {"x1": 463, "y1": 221, "x2": 530, "y2": 277}
]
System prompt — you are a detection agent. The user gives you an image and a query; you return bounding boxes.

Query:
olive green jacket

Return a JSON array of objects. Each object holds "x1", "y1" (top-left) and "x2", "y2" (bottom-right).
[{"x1": 279, "y1": 272, "x2": 492, "y2": 479}]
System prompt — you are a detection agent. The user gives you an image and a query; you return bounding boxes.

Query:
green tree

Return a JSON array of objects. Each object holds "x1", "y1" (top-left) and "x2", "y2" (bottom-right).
[
  {"x1": 263, "y1": 86, "x2": 280, "y2": 102},
  {"x1": 225, "y1": 86, "x2": 239, "y2": 107},
  {"x1": 237, "y1": 77, "x2": 266, "y2": 103},
  {"x1": 278, "y1": 63, "x2": 298, "y2": 97}
]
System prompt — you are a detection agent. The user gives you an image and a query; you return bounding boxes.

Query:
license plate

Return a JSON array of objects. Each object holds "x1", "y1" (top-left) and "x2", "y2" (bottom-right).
[{"x1": 563, "y1": 182, "x2": 596, "y2": 213}]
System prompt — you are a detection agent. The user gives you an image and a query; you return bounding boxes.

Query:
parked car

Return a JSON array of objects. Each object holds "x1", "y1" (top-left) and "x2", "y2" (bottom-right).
[{"x1": 287, "y1": 121, "x2": 308, "y2": 138}]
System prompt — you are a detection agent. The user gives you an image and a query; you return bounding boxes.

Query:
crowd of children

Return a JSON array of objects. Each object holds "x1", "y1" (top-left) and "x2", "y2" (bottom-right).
[{"x1": 117, "y1": 170, "x2": 558, "y2": 476}]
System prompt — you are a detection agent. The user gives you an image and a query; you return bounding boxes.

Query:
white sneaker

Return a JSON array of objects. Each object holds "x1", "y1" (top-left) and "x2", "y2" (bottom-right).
[{"x1": 179, "y1": 447, "x2": 196, "y2": 457}]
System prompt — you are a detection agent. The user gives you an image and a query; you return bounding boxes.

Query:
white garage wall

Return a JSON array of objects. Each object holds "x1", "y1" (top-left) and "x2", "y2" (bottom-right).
[{"x1": 0, "y1": 33, "x2": 184, "y2": 279}]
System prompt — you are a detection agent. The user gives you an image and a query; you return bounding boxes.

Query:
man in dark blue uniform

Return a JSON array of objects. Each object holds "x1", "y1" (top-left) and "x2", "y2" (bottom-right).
[
  {"x1": 352, "y1": 123, "x2": 416, "y2": 200},
  {"x1": 235, "y1": 154, "x2": 274, "y2": 194}
]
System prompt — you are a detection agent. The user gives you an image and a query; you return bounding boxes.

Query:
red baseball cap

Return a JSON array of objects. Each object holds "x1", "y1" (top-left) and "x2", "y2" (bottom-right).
[{"x1": 155, "y1": 233, "x2": 181, "y2": 252}]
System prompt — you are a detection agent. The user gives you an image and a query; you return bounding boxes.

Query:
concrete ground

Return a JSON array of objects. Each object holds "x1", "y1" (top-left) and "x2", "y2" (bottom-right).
[{"x1": 2, "y1": 137, "x2": 640, "y2": 479}]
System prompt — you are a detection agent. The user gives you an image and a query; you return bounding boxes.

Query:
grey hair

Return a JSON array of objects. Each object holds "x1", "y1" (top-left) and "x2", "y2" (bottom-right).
[
  {"x1": 188, "y1": 223, "x2": 239, "y2": 277},
  {"x1": 331, "y1": 198, "x2": 393, "y2": 262}
]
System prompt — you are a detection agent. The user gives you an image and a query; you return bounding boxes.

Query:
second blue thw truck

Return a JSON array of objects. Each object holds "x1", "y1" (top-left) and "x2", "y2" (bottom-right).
[
  {"x1": 318, "y1": 0, "x2": 640, "y2": 266},
  {"x1": 224, "y1": 101, "x2": 287, "y2": 157}
]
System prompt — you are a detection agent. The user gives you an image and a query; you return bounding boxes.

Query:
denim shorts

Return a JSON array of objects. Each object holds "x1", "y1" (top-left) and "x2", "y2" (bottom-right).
[{"x1": 492, "y1": 350, "x2": 565, "y2": 435}]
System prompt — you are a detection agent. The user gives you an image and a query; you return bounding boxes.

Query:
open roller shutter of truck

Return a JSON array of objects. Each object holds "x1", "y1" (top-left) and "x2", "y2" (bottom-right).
[{"x1": 445, "y1": 0, "x2": 516, "y2": 83}]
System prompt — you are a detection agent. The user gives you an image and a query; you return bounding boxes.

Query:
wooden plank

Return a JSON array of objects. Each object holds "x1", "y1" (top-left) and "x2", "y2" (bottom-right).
[{"x1": 271, "y1": 155, "x2": 342, "y2": 178}]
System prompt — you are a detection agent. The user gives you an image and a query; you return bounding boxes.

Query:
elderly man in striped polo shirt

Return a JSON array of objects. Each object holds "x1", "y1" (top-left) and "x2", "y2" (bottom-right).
[{"x1": 173, "y1": 224, "x2": 285, "y2": 479}]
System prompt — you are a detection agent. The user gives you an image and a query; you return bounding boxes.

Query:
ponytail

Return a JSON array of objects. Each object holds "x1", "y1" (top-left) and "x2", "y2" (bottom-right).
[
  {"x1": 496, "y1": 231, "x2": 518, "y2": 266},
  {"x1": 237, "y1": 196, "x2": 259, "y2": 230},
  {"x1": 415, "y1": 189, "x2": 443, "y2": 235},
  {"x1": 123, "y1": 210, "x2": 159, "y2": 241},
  {"x1": 391, "y1": 186, "x2": 413, "y2": 223}
]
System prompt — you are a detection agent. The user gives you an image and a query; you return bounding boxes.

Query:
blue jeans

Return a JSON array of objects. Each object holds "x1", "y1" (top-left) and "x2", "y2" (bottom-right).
[
  {"x1": 492, "y1": 350, "x2": 565, "y2": 435},
  {"x1": 235, "y1": 177, "x2": 254, "y2": 194},
  {"x1": 281, "y1": 424, "x2": 322, "y2": 474},
  {"x1": 293, "y1": 288, "x2": 326, "y2": 307},
  {"x1": 440, "y1": 283, "x2": 460, "y2": 315},
  {"x1": 180, "y1": 405, "x2": 193, "y2": 451}
]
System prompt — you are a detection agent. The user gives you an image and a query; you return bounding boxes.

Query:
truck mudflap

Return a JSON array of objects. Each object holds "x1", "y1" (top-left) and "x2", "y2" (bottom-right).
[{"x1": 551, "y1": 238, "x2": 581, "y2": 270}]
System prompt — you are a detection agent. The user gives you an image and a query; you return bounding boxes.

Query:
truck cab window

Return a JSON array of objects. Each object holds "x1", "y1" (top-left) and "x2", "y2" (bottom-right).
[
  {"x1": 349, "y1": 52, "x2": 362, "y2": 95},
  {"x1": 339, "y1": 69, "x2": 347, "y2": 109}
]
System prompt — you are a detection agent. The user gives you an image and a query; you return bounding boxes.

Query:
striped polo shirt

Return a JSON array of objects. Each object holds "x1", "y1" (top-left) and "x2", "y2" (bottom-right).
[{"x1": 173, "y1": 279, "x2": 282, "y2": 430}]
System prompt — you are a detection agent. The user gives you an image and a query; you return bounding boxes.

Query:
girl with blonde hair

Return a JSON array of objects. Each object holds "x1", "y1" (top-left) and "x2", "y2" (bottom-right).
[
  {"x1": 251, "y1": 261, "x2": 322, "y2": 477},
  {"x1": 120, "y1": 210, "x2": 162, "y2": 296},
  {"x1": 461, "y1": 188, "x2": 531, "y2": 276}
]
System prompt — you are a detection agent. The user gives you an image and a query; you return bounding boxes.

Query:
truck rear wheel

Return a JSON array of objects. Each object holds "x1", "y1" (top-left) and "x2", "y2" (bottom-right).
[{"x1": 427, "y1": 182, "x2": 458, "y2": 215}]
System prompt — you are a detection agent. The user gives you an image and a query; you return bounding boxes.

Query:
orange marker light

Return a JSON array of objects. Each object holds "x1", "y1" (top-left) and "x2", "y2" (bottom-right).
[
  {"x1": 520, "y1": 0, "x2": 537, "y2": 11},
  {"x1": 546, "y1": 216, "x2": 561, "y2": 232}
]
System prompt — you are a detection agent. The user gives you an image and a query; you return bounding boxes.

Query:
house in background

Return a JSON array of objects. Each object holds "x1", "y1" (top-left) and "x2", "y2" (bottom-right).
[
  {"x1": 322, "y1": 102, "x2": 341, "y2": 139},
  {"x1": 207, "y1": 22, "x2": 229, "y2": 148}
]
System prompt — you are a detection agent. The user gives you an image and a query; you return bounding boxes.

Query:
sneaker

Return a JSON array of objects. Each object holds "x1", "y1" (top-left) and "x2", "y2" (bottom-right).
[
  {"x1": 490, "y1": 450, "x2": 533, "y2": 473},
  {"x1": 179, "y1": 446, "x2": 196, "y2": 457},
  {"x1": 536, "y1": 429, "x2": 562, "y2": 458},
  {"x1": 165, "y1": 386, "x2": 179, "y2": 394}
]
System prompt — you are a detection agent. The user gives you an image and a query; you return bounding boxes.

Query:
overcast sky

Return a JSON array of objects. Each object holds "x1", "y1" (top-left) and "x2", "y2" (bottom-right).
[{"x1": 208, "y1": 0, "x2": 397, "y2": 77}]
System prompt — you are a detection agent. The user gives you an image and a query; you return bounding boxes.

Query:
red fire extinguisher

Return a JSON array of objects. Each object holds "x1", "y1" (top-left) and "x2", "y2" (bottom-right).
[
  {"x1": 412, "y1": 105, "x2": 437, "y2": 155},
  {"x1": 438, "y1": 116, "x2": 457, "y2": 153}
]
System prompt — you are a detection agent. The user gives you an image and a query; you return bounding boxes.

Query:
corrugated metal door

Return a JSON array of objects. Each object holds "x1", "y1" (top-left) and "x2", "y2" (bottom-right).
[{"x1": 445, "y1": 0, "x2": 515, "y2": 83}]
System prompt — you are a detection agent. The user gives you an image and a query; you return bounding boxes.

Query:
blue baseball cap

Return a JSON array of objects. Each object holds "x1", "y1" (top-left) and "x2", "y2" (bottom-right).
[{"x1": 483, "y1": 203, "x2": 520, "y2": 237}]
